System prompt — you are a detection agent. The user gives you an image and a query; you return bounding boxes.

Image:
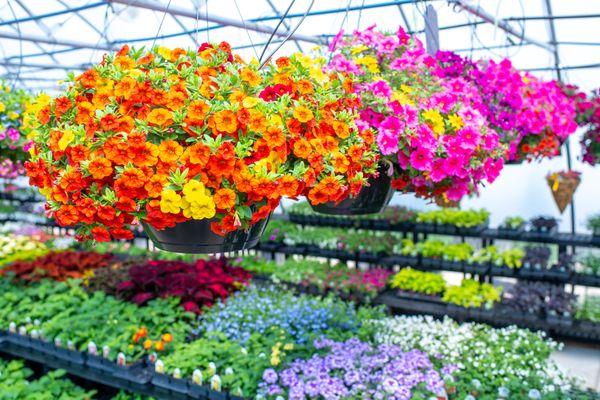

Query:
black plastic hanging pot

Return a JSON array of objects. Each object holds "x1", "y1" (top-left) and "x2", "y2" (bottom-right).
[
  {"x1": 142, "y1": 216, "x2": 270, "y2": 254},
  {"x1": 311, "y1": 162, "x2": 393, "y2": 215}
]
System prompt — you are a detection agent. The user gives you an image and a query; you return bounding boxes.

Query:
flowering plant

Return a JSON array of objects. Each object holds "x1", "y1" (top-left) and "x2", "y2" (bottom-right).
[
  {"x1": 1, "y1": 250, "x2": 114, "y2": 282},
  {"x1": 436, "y1": 52, "x2": 577, "y2": 162},
  {"x1": 328, "y1": 26, "x2": 505, "y2": 201},
  {"x1": 514, "y1": 75, "x2": 577, "y2": 161},
  {"x1": 257, "y1": 337, "x2": 451, "y2": 399},
  {"x1": 24, "y1": 43, "x2": 373, "y2": 242},
  {"x1": 116, "y1": 258, "x2": 251, "y2": 313},
  {"x1": 371, "y1": 316, "x2": 577, "y2": 397},
  {"x1": 194, "y1": 285, "x2": 379, "y2": 345},
  {"x1": 0, "y1": 80, "x2": 32, "y2": 165},
  {"x1": 562, "y1": 85, "x2": 600, "y2": 165},
  {"x1": 0, "y1": 234, "x2": 48, "y2": 267}
]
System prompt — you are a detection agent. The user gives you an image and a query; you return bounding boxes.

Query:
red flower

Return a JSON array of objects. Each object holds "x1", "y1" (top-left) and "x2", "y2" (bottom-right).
[{"x1": 91, "y1": 226, "x2": 111, "y2": 242}]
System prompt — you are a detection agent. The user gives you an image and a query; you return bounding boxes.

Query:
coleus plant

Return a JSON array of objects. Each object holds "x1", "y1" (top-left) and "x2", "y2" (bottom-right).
[
  {"x1": 1, "y1": 250, "x2": 114, "y2": 282},
  {"x1": 327, "y1": 25, "x2": 505, "y2": 202},
  {"x1": 117, "y1": 258, "x2": 251, "y2": 313},
  {"x1": 24, "y1": 42, "x2": 376, "y2": 242}
]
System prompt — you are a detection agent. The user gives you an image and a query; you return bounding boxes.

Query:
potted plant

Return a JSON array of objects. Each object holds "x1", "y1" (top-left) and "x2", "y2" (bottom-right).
[
  {"x1": 587, "y1": 214, "x2": 600, "y2": 237},
  {"x1": 0, "y1": 80, "x2": 32, "y2": 180},
  {"x1": 546, "y1": 170, "x2": 581, "y2": 214},
  {"x1": 25, "y1": 44, "x2": 373, "y2": 253},
  {"x1": 327, "y1": 26, "x2": 505, "y2": 207},
  {"x1": 498, "y1": 216, "x2": 526, "y2": 235},
  {"x1": 529, "y1": 216, "x2": 558, "y2": 235},
  {"x1": 436, "y1": 53, "x2": 578, "y2": 164}
]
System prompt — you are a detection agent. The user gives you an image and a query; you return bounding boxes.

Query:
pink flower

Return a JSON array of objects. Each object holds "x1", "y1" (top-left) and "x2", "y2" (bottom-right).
[
  {"x1": 429, "y1": 159, "x2": 447, "y2": 182},
  {"x1": 443, "y1": 155, "x2": 467, "y2": 177},
  {"x1": 376, "y1": 130, "x2": 398, "y2": 156},
  {"x1": 409, "y1": 147, "x2": 434, "y2": 171}
]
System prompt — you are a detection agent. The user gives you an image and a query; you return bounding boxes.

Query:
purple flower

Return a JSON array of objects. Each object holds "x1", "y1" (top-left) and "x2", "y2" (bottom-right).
[{"x1": 262, "y1": 368, "x2": 278, "y2": 384}]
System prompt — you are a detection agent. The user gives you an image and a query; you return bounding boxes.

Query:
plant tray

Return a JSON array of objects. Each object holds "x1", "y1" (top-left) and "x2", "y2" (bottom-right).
[{"x1": 152, "y1": 373, "x2": 190, "y2": 395}]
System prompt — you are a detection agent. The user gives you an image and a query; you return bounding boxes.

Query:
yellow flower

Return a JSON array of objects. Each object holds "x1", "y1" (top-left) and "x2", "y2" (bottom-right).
[
  {"x1": 422, "y1": 109, "x2": 445, "y2": 136},
  {"x1": 293, "y1": 106, "x2": 314, "y2": 123},
  {"x1": 182, "y1": 180, "x2": 207, "y2": 203},
  {"x1": 0, "y1": 102, "x2": 5, "y2": 113},
  {"x1": 294, "y1": 53, "x2": 313, "y2": 68},
  {"x1": 400, "y1": 84, "x2": 413, "y2": 94},
  {"x1": 351, "y1": 45, "x2": 368, "y2": 55},
  {"x1": 283, "y1": 343, "x2": 294, "y2": 351},
  {"x1": 392, "y1": 91, "x2": 413, "y2": 106},
  {"x1": 159, "y1": 189, "x2": 182, "y2": 214},
  {"x1": 309, "y1": 67, "x2": 327, "y2": 84},
  {"x1": 8, "y1": 111, "x2": 19, "y2": 120},
  {"x1": 58, "y1": 130, "x2": 75, "y2": 151},
  {"x1": 156, "y1": 46, "x2": 172, "y2": 60},
  {"x1": 242, "y1": 96, "x2": 259, "y2": 109},
  {"x1": 354, "y1": 56, "x2": 380, "y2": 73},
  {"x1": 447, "y1": 114, "x2": 464, "y2": 131},
  {"x1": 181, "y1": 195, "x2": 216, "y2": 220}
]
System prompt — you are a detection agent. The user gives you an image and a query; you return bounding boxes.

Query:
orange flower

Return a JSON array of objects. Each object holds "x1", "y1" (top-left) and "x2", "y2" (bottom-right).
[
  {"x1": 278, "y1": 175, "x2": 300, "y2": 197},
  {"x1": 187, "y1": 100, "x2": 210, "y2": 122},
  {"x1": 77, "y1": 69, "x2": 100, "y2": 88},
  {"x1": 147, "y1": 108, "x2": 173, "y2": 127},
  {"x1": 248, "y1": 111, "x2": 267, "y2": 133},
  {"x1": 293, "y1": 106, "x2": 314, "y2": 123},
  {"x1": 275, "y1": 56, "x2": 290, "y2": 69},
  {"x1": 132, "y1": 143, "x2": 159, "y2": 167},
  {"x1": 332, "y1": 153, "x2": 349, "y2": 173},
  {"x1": 166, "y1": 90, "x2": 187, "y2": 110},
  {"x1": 115, "y1": 76, "x2": 136, "y2": 97},
  {"x1": 293, "y1": 139, "x2": 312, "y2": 158},
  {"x1": 332, "y1": 121, "x2": 350, "y2": 139},
  {"x1": 296, "y1": 79, "x2": 314, "y2": 94},
  {"x1": 143, "y1": 339, "x2": 153, "y2": 350},
  {"x1": 120, "y1": 167, "x2": 146, "y2": 188},
  {"x1": 158, "y1": 140, "x2": 183, "y2": 163},
  {"x1": 187, "y1": 143, "x2": 211, "y2": 166},
  {"x1": 263, "y1": 127, "x2": 285, "y2": 147},
  {"x1": 318, "y1": 175, "x2": 342, "y2": 196},
  {"x1": 114, "y1": 56, "x2": 135, "y2": 70},
  {"x1": 144, "y1": 175, "x2": 166, "y2": 198},
  {"x1": 240, "y1": 68, "x2": 261, "y2": 87},
  {"x1": 214, "y1": 188, "x2": 236, "y2": 209},
  {"x1": 154, "y1": 341, "x2": 165, "y2": 351},
  {"x1": 213, "y1": 110, "x2": 238, "y2": 134},
  {"x1": 161, "y1": 333, "x2": 173, "y2": 343}
]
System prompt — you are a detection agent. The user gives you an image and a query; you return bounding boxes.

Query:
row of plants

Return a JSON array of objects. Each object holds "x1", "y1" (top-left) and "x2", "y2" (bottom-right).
[
  {"x1": 390, "y1": 267, "x2": 501, "y2": 308},
  {"x1": 0, "y1": 271, "x2": 588, "y2": 400}
]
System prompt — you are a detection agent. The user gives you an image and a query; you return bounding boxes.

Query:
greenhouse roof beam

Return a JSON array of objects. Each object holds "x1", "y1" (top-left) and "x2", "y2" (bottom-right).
[
  {"x1": 108, "y1": 0, "x2": 324, "y2": 44},
  {"x1": 13, "y1": 0, "x2": 62, "y2": 64},
  {"x1": 0, "y1": 61, "x2": 90, "y2": 71},
  {"x1": 0, "y1": 2, "x2": 106, "y2": 27},
  {"x1": 447, "y1": 0, "x2": 555, "y2": 52},
  {"x1": 265, "y1": 0, "x2": 302, "y2": 52},
  {"x1": 0, "y1": 31, "x2": 118, "y2": 51}
]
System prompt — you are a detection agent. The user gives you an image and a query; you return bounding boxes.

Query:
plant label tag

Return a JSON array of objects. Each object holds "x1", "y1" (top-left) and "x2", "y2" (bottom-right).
[
  {"x1": 18, "y1": 326, "x2": 27, "y2": 336},
  {"x1": 155, "y1": 360, "x2": 164, "y2": 374},
  {"x1": 67, "y1": 340, "x2": 75, "y2": 350},
  {"x1": 30, "y1": 330, "x2": 39, "y2": 340},
  {"x1": 117, "y1": 352, "x2": 126, "y2": 366},
  {"x1": 211, "y1": 375, "x2": 222, "y2": 392},
  {"x1": 173, "y1": 368, "x2": 182, "y2": 379},
  {"x1": 88, "y1": 341, "x2": 98, "y2": 355},
  {"x1": 102, "y1": 345, "x2": 110, "y2": 359},
  {"x1": 192, "y1": 369, "x2": 203, "y2": 385},
  {"x1": 54, "y1": 337, "x2": 62, "y2": 347},
  {"x1": 8, "y1": 322, "x2": 16, "y2": 333}
]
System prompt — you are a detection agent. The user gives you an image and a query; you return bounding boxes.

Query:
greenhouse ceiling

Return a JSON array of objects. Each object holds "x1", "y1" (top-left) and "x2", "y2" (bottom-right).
[{"x1": 0, "y1": 0, "x2": 599, "y2": 93}]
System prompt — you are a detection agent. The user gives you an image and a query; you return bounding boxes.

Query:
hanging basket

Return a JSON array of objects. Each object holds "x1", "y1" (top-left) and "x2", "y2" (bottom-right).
[
  {"x1": 434, "y1": 196, "x2": 460, "y2": 209},
  {"x1": 311, "y1": 162, "x2": 394, "y2": 215},
  {"x1": 546, "y1": 172, "x2": 580, "y2": 214},
  {"x1": 142, "y1": 217, "x2": 270, "y2": 254}
]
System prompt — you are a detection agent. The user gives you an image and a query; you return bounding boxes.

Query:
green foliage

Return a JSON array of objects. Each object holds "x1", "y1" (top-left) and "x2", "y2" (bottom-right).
[
  {"x1": 580, "y1": 254, "x2": 600, "y2": 276},
  {"x1": 501, "y1": 215, "x2": 525, "y2": 229},
  {"x1": 586, "y1": 213, "x2": 600, "y2": 232},
  {"x1": 576, "y1": 296, "x2": 600, "y2": 323},
  {"x1": 417, "y1": 239, "x2": 473, "y2": 262},
  {"x1": 468, "y1": 246, "x2": 524, "y2": 269},
  {"x1": 0, "y1": 279, "x2": 194, "y2": 361},
  {"x1": 0, "y1": 358, "x2": 95, "y2": 400},
  {"x1": 390, "y1": 268, "x2": 446, "y2": 295},
  {"x1": 416, "y1": 208, "x2": 490, "y2": 228},
  {"x1": 442, "y1": 279, "x2": 502, "y2": 308}
]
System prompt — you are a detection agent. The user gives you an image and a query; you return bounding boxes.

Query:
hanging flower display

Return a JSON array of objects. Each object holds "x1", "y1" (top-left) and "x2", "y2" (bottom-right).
[
  {"x1": 562, "y1": 85, "x2": 600, "y2": 165},
  {"x1": 327, "y1": 26, "x2": 505, "y2": 202},
  {"x1": 0, "y1": 80, "x2": 32, "y2": 178},
  {"x1": 514, "y1": 75, "x2": 577, "y2": 162},
  {"x1": 24, "y1": 43, "x2": 372, "y2": 248},
  {"x1": 546, "y1": 170, "x2": 581, "y2": 213},
  {"x1": 436, "y1": 53, "x2": 525, "y2": 161},
  {"x1": 437, "y1": 52, "x2": 577, "y2": 163}
]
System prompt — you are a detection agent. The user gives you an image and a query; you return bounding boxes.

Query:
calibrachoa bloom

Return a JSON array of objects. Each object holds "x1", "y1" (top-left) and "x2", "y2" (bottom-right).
[
  {"x1": 328, "y1": 26, "x2": 505, "y2": 202},
  {"x1": 24, "y1": 43, "x2": 374, "y2": 241},
  {"x1": 257, "y1": 337, "x2": 451, "y2": 400},
  {"x1": 436, "y1": 52, "x2": 577, "y2": 162}
]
